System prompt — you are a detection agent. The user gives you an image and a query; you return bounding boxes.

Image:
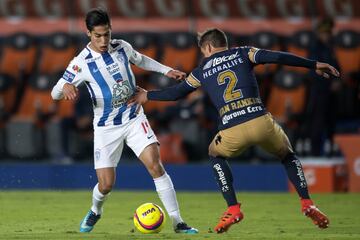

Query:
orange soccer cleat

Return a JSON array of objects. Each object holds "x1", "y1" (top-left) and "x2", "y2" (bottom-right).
[
  {"x1": 301, "y1": 199, "x2": 330, "y2": 229},
  {"x1": 214, "y1": 203, "x2": 244, "y2": 233}
]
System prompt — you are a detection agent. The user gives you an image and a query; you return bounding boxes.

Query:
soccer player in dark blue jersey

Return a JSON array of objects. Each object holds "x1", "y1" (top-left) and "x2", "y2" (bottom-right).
[{"x1": 129, "y1": 28, "x2": 339, "y2": 233}]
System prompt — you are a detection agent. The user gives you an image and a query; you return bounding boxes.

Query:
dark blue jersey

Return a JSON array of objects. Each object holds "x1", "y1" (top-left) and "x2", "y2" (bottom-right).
[
  {"x1": 147, "y1": 46, "x2": 317, "y2": 131},
  {"x1": 186, "y1": 47, "x2": 266, "y2": 130}
]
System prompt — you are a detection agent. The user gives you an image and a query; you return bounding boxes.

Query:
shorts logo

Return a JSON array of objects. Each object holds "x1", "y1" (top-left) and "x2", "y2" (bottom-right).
[{"x1": 95, "y1": 149, "x2": 101, "y2": 161}]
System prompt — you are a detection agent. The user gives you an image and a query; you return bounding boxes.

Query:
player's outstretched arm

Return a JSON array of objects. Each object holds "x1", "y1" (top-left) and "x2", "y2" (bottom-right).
[
  {"x1": 128, "y1": 81, "x2": 195, "y2": 107},
  {"x1": 253, "y1": 49, "x2": 340, "y2": 78},
  {"x1": 131, "y1": 51, "x2": 186, "y2": 81}
]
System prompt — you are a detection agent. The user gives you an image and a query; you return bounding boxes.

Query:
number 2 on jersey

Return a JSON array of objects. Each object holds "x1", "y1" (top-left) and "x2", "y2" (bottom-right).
[{"x1": 217, "y1": 70, "x2": 242, "y2": 103}]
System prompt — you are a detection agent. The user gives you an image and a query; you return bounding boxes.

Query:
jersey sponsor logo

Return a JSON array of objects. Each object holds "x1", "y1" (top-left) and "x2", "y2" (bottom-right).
[
  {"x1": 106, "y1": 62, "x2": 121, "y2": 76},
  {"x1": 222, "y1": 109, "x2": 247, "y2": 125},
  {"x1": 203, "y1": 59, "x2": 213, "y2": 70},
  {"x1": 62, "y1": 70, "x2": 76, "y2": 82},
  {"x1": 202, "y1": 57, "x2": 243, "y2": 79},
  {"x1": 212, "y1": 51, "x2": 239, "y2": 67},
  {"x1": 111, "y1": 81, "x2": 133, "y2": 108}
]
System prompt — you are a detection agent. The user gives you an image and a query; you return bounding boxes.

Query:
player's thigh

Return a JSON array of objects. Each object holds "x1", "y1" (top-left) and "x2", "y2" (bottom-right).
[
  {"x1": 257, "y1": 114, "x2": 293, "y2": 159},
  {"x1": 93, "y1": 126, "x2": 125, "y2": 169},
  {"x1": 126, "y1": 114, "x2": 163, "y2": 175},
  {"x1": 126, "y1": 113, "x2": 159, "y2": 156},
  {"x1": 209, "y1": 125, "x2": 250, "y2": 158}
]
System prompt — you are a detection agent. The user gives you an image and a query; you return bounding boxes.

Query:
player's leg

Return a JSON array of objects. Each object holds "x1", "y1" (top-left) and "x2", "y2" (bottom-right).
[
  {"x1": 80, "y1": 126, "x2": 124, "y2": 232},
  {"x1": 80, "y1": 167, "x2": 116, "y2": 232},
  {"x1": 257, "y1": 113, "x2": 329, "y2": 228},
  {"x1": 128, "y1": 115, "x2": 198, "y2": 234},
  {"x1": 208, "y1": 127, "x2": 249, "y2": 233},
  {"x1": 93, "y1": 167, "x2": 116, "y2": 214}
]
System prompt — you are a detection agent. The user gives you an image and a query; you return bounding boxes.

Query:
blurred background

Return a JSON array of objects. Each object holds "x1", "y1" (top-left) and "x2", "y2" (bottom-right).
[{"x1": 0, "y1": 0, "x2": 359, "y2": 192}]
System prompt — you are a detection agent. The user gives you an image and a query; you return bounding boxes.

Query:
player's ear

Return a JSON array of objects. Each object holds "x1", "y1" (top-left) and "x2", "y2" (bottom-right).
[
  {"x1": 87, "y1": 30, "x2": 91, "y2": 38},
  {"x1": 207, "y1": 43, "x2": 214, "y2": 54}
]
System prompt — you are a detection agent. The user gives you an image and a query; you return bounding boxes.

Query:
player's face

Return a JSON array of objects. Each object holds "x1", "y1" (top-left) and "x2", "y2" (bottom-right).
[{"x1": 88, "y1": 25, "x2": 111, "y2": 53}]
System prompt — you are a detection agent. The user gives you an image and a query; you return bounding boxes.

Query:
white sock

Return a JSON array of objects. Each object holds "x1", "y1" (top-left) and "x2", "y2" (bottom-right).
[
  {"x1": 91, "y1": 183, "x2": 109, "y2": 215},
  {"x1": 154, "y1": 173, "x2": 183, "y2": 228}
]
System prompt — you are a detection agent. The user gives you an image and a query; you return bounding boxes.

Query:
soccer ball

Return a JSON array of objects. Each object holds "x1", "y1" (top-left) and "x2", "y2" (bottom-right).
[{"x1": 133, "y1": 203, "x2": 166, "y2": 234}]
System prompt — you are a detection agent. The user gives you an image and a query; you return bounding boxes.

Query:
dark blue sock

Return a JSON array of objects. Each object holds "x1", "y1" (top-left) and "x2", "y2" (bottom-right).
[
  {"x1": 209, "y1": 155, "x2": 238, "y2": 206},
  {"x1": 281, "y1": 152, "x2": 310, "y2": 199}
]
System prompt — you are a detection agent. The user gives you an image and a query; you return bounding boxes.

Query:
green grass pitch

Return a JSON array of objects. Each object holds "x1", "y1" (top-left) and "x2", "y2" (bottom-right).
[{"x1": 0, "y1": 191, "x2": 359, "y2": 239}]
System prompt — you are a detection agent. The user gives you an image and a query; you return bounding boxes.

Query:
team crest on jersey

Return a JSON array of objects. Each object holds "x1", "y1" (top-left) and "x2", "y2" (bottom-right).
[
  {"x1": 112, "y1": 80, "x2": 133, "y2": 108},
  {"x1": 116, "y1": 52, "x2": 125, "y2": 63},
  {"x1": 72, "y1": 64, "x2": 82, "y2": 73}
]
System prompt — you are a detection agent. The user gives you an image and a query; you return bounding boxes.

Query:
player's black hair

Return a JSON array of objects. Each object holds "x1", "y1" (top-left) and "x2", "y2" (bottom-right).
[
  {"x1": 85, "y1": 8, "x2": 111, "y2": 31},
  {"x1": 197, "y1": 28, "x2": 228, "y2": 48}
]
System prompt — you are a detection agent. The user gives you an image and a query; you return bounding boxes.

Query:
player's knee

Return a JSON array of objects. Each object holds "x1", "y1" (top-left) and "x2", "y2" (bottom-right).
[
  {"x1": 147, "y1": 161, "x2": 165, "y2": 178},
  {"x1": 98, "y1": 182, "x2": 113, "y2": 194}
]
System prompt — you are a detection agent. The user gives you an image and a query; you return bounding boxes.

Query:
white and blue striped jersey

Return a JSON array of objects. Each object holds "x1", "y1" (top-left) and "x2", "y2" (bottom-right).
[{"x1": 51, "y1": 39, "x2": 172, "y2": 127}]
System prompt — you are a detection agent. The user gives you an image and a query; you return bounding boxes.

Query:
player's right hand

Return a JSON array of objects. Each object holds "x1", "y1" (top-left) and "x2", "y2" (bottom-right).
[
  {"x1": 62, "y1": 83, "x2": 79, "y2": 100},
  {"x1": 315, "y1": 62, "x2": 340, "y2": 78}
]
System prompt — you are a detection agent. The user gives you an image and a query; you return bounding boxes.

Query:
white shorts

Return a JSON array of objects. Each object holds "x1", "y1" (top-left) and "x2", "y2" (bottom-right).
[{"x1": 93, "y1": 113, "x2": 158, "y2": 169}]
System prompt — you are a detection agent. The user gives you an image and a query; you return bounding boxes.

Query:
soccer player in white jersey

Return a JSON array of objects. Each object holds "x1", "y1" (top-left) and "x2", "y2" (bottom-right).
[{"x1": 51, "y1": 8, "x2": 198, "y2": 234}]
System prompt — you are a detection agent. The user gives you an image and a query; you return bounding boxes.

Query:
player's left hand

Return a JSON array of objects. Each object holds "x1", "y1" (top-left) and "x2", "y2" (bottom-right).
[
  {"x1": 315, "y1": 62, "x2": 340, "y2": 78},
  {"x1": 166, "y1": 69, "x2": 186, "y2": 81}
]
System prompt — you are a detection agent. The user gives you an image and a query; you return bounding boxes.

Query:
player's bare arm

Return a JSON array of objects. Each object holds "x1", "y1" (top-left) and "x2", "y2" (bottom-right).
[{"x1": 62, "y1": 83, "x2": 79, "y2": 100}]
